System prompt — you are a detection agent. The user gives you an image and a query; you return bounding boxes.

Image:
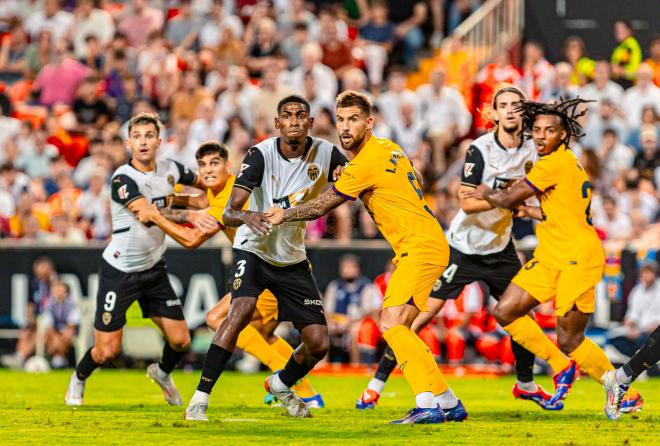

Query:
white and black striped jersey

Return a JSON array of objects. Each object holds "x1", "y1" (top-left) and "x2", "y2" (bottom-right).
[
  {"x1": 233, "y1": 136, "x2": 347, "y2": 266},
  {"x1": 447, "y1": 132, "x2": 537, "y2": 255},
  {"x1": 102, "y1": 159, "x2": 197, "y2": 272}
]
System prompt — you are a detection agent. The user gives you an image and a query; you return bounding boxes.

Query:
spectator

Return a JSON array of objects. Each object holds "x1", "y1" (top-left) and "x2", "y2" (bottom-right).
[
  {"x1": 593, "y1": 196, "x2": 633, "y2": 241},
  {"x1": 73, "y1": 137, "x2": 109, "y2": 187},
  {"x1": 540, "y1": 61, "x2": 578, "y2": 103},
  {"x1": 73, "y1": 77, "x2": 112, "y2": 130},
  {"x1": 355, "y1": 0, "x2": 395, "y2": 90},
  {"x1": 284, "y1": 42, "x2": 338, "y2": 101},
  {"x1": 199, "y1": 0, "x2": 244, "y2": 50},
  {"x1": 562, "y1": 35, "x2": 595, "y2": 86},
  {"x1": 610, "y1": 20, "x2": 642, "y2": 88},
  {"x1": 302, "y1": 71, "x2": 334, "y2": 118},
  {"x1": 117, "y1": 0, "x2": 165, "y2": 48},
  {"x1": 43, "y1": 279, "x2": 80, "y2": 368},
  {"x1": 385, "y1": 0, "x2": 427, "y2": 69},
  {"x1": 622, "y1": 63, "x2": 660, "y2": 129},
  {"x1": 598, "y1": 128, "x2": 634, "y2": 185},
  {"x1": 324, "y1": 255, "x2": 380, "y2": 363},
  {"x1": 473, "y1": 50, "x2": 521, "y2": 132},
  {"x1": 0, "y1": 161, "x2": 30, "y2": 201},
  {"x1": 447, "y1": 0, "x2": 479, "y2": 34},
  {"x1": 165, "y1": 0, "x2": 202, "y2": 49},
  {"x1": 0, "y1": 19, "x2": 29, "y2": 79},
  {"x1": 158, "y1": 118, "x2": 195, "y2": 169},
  {"x1": 579, "y1": 61, "x2": 625, "y2": 115},
  {"x1": 246, "y1": 17, "x2": 282, "y2": 79},
  {"x1": 44, "y1": 212, "x2": 86, "y2": 244},
  {"x1": 33, "y1": 42, "x2": 92, "y2": 107},
  {"x1": 47, "y1": 172, "x2": 82, "y2": 221},
  {"x1": 280, "y1": 21, "x2": 309, "y2": 70},
  {"x1": 520, "y1": 41, "x2": 554, "y2": 101},
  {"x1": 371, "y1": 104, "x2": 393, "y2": 140},
  {"x1": 609, "y1": 261, "x2": 660, "y2": 363},
  {"x1": 253, "y1": 63, "x2": 296, "y2": 133},
  {"x1": 377, "y1": 67, "x2": 419, "y2": 128},
  {"x1": 24, "y1": 0, "x2": 73, "y2": 43},
  {"x1": 616, "y1": 170, "x2": 659, "y2": 224},
  {"x1": 71, "y1": 0, "x2": 115, "y2": 59},
  {"x1": 187, "y1": 98, "x2": 228, "y2": 162},
  {"x1": 632, "y1": 125, "x2": 660, "y2": 185},
  {"x1": 626, "y1": 106, "x2": 659, "y2": 153},
  {"x1": 278, "y1": 0, "x2": 317, "y2": 36},
  {"x1": 319, "y1": 18, "x2": 353, "y2": 79},
  {"x1": 646, "y1": 35, "x2": 660, "y2": 87},
  {"x1": 170, "y1": 69, "x2": 212, "y2": 123},
  {"x1": 0, "y1": 104, "x2": 20, "y2": 161},
  {"x1": 15, "y1": 127, "x2": 58, "y2": 179},
  {"x1": 214, "y1": 66, "x2": 259, "y2": 130},
  {"x1": 390, "y1": 99, "x2": 427, "y2": 160},
  {"x1": 583, "y1": 99, "x2": 629, "y2": 149}
]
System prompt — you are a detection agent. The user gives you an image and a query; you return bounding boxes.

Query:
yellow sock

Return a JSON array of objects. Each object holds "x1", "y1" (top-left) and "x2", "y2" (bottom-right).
[
  {"x1": 269, "y1": 336, "x2": 317, "y2": 398},
  {"x1": 383, "y1": 324, "x2": 449, "y2": 396},
  {"x1": 568, "y1": 338, "x2": 614, "y2": 383},
  {"x1": 504, "y1": 316, "x2": 571, "y2": 373},
  {"x1": 236, "y1": 324, "x2": 283, "y2": 371}
]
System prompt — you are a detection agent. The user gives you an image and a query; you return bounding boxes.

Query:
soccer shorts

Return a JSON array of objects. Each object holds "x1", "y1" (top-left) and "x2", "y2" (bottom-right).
[
  {"x1": 255, "y1": 289, "x2": 278, "y2": 324},
  {"x1": 229, "y1": 249, "x2": 326, "y2": 326},
  {"x1": 383, "y1": 257, "x2": 446, "y2": 312},
  {"x1": 94, "y1": 259, "x2": 184, "y2": 332},
  {"x1": 512, "y1": 258, "x2": 604, "y2": 317}
]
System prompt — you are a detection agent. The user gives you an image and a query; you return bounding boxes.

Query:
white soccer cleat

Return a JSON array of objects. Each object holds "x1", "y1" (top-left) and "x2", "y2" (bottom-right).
[
  {"x1": 264, "y1": 374, "x2": 312, "y2": 418},
  {"x1": 64, "y1": 371, "x2": 85, "y2": 406},
  {"x1": 602, "y1": 369, "x2": 627, "y2": 420},
  {"x1": 185, "y1": 400, "x2": 209, "y2": 421},
  {"x1": 146, "y1": 363, "x2": 182, "y2": 406}
]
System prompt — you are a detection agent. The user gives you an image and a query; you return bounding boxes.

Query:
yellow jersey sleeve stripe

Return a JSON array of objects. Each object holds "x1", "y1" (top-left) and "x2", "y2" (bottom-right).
[{"x1": 332, "y1": 185, "x2": 356, "y2": 201}]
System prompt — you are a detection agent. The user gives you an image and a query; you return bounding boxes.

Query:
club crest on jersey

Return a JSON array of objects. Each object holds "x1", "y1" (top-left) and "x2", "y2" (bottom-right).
[
  {"x1": 464, "y1": 163, "x2": 475, "y2": 178},
  {"x1": 118, "y1": 184, "x2": 129, "y2": 200},
  {"x1": 167, "y1": 175, "x2": 175, "y2": 186},
  {"x1": 307, "y1": 164, "x2": 320, "y2": 181},
  {"x1": 102, "y1": 312, "x2": 112, "y2": 325},
  {"x1": 524, "y1": 161, "x2": 534, "y2": 174},
  {"x1": 232, "y1": 278, "x2": 242, "y2": 290}
]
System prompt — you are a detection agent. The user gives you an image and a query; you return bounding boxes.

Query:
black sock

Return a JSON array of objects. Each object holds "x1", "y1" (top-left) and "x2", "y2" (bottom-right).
[
  {"x1": 75, "y1": 348, "x2": 100, "y2": 380},
  {"x1": 374, "y1": 346, "x2": 397, "y2": 382},
  {"x1": 512, "y1": 340, "x2": 535, "y2": 383},
  {"x1": 197, "y1": 344, "x2": 232, "y2": 394},
  {"x1": 279, "y1": 356, "x2": 315, "y2": 388},
  {"x1": 624, "y1": 327, "x2": 660, "y2": 381},
  {"x1": 159, "y1": 342, "x2": 186, "y2": 374}
]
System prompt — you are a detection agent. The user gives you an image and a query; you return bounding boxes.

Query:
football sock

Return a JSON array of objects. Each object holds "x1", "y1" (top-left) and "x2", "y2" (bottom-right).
[
  {"x1": 159, "y1": 342, "x2": 186, "y2": 374},
  {"x1": 415, "y1": 391, "x2": 436, "y2": 409},
  {"x1": 511, "y1": 340, "x2": 536, "y2": 383},
  {"x1": 268, "y1": 336, "x2": 317, "y2": 398},
  {"x1": 75, "y1": 348, "x2": 100, "y2": 380},
  {"x1": 374, "y1": 346, "x2": 398, "y2": 382},
  {"x1": 383, "y1": 325, "x2": 449, "y2": 397},
  {"x1": 568, "y1": 338, "x2": 613, "y2": 384},
  {"x1": 197, "y1": 344, "x2": 232, "y2": 394},
  {"x1": 278, "y1": 355, "x2": 315, "y2": 388},
  {"x1": 434, "y1": 388, "x2": 459, "y2": 409},
  {"x1": 367, "y1": 378, "x2": 386, "y2": 394},
  {"x1": 237, "y1": 324, "x2": 283, "y2": 371},
  {"x1": 504, "y1": 316, "x2": 571, "y2": 373},
  {"x1": 616, "y1": 367, "x2": 632, "y2": 386},
  {"x1": 623, "y1": 326, "x2": 660, "y2": 382},
  {"x1": 516, "y1": 380, "x2": 538, "y2": 392}
]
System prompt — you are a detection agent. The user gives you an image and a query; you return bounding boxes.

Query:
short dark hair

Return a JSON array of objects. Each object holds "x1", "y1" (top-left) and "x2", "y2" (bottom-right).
[
  {"x1": 277, "y1": 95, "x2": 311, "y2": 116},
  {"x1": 127, "y1": 112, "x2": 161, "y2": 137},
  {"x1": 336, "y1": 90, "x2": 372, "y2": 116},
  {"x1": 196, "y1": 141, "x2": 229, "y2": 161}
]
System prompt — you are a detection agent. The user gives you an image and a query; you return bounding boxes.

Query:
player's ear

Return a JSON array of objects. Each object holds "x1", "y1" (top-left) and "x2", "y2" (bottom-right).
[
  {"x1": 307, "y1": 116, "x2": 314, "y2": 129},
  {"x1": 274, "y1": 116, "x2": 280, "y2": 130},
  {"x1": 366, "y1": 116, "x2": 374, "y2": 130}
]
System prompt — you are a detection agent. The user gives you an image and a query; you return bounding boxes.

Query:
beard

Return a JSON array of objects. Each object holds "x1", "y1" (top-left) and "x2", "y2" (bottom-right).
[
  {"x1": 341, "y1": 130, "x2": 366, "y2": 151},
  {"x1": 501, "y1": 121, "x2": 521, "y2": 134}
]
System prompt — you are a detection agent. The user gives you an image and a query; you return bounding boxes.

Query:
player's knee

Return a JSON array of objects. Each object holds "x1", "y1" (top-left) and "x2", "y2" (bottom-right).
[
  {"x1": 169, "y1": 333, "x2": 192, "y2": 352},
  {"x1": 94, "y1": 344, "x2": 121, "y2": 364},
  {"x1": 493, "y1": 303, "x2": 514, "y2": 327},
  {"x1": 225, "y1": 299, "x2": 255, "y2": 332}
]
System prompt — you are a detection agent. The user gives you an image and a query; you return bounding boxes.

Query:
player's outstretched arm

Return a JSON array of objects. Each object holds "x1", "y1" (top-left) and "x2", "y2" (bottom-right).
[
  {"x1": 166, "y1": 191, "x2": 209, "y2": 209},
  {"x1": 268, "y1": 189, "x2": 346, "y2": 225},
  {"x1": 158, "y1": 208, "x2": 219, "y2": 234},
  {"x1": 134, "y1": 203, "x2": 221, "y2": 249},
  {"x1": 466, "y1": 181, "x2": 535, "y2": 210},
  {"x1": 458, "y1": 185, "x2": 494, "y2": 214},
  {"x1": 222, "y1": 186, "x2": 272, "y2": 236}
]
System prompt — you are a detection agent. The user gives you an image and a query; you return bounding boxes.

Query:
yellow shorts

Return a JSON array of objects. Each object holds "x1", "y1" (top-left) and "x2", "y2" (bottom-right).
[
  {"x1": 255, "y1": 289, "x2": 278, "y2": 324},
  {"x1": 383, "y1": 258, "x2": 446, "y2": 312},
  {"x1": 512, "y1": 258, "x2": 604, "y2": 316}
]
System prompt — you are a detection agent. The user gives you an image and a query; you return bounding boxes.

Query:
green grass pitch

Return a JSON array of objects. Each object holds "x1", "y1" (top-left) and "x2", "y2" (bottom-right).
[{"x1": 0, "y1": 369, "x2": 657, "y2": 445}]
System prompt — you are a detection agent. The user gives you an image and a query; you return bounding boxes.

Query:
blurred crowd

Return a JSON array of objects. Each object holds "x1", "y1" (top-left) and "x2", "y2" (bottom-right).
[{"x1": 0, "y1": 0, "x2": 657, "y2": 253}]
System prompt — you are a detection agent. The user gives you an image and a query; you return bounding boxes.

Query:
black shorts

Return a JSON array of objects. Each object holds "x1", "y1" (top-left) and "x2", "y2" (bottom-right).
[
  {"x1": 429, "y1": 240, "x2": 521, "y2": 301},
  {"x1": 229, "y1": 249, "x2": 326, "y2": 326},
  {"x1": 94, "y1": 259, "x2": 184, "y2": 332}
]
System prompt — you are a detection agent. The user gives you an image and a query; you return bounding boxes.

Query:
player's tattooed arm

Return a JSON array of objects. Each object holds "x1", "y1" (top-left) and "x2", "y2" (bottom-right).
[
  {"x1": 466, "y1": 181, "x2": 535, "y2": 210},
  {"x1": 158, "y1": 208, "x2": 219, "y2": 234},
  {"x1": 222, "y1": 186, "x2": 272, "y2": 236},
  {"x1": 267, "y1": 189, "x2": 346, "y2": 224},
  {"x1": 166, "y1": 192, "x2": 209, "y2": 209}
]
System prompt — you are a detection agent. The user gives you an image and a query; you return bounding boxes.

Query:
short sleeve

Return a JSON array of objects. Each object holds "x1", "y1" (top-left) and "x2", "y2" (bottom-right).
[
  {"x1": 206, "y1": 205, "x2": 225, "y2": 228},
  {"x1": 111, "y1": 174, "x2": 143, "y2": 206},
  {"x1": 524, "y1": 156, "x2": 560, "y2": 193},
  {"x1": 234, "y1": 147, "x2": 265, "y2": 192},
  {"x1": 460, "y1": 145, "x2": 485, "y2": 187},
  {"x1": 333, "y1": 160, "x2": 375, "y2": 200},
  {"x1": 327, "y1": 146, "x2": 348, "y2": 182},
  {"x1": 171, "y1": 160, "x2": 197, "y2": 186}
]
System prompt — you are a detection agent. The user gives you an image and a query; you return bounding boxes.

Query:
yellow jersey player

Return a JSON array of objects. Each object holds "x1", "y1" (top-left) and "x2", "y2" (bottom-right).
[
  {"x1": 136, "y1": 141, "x2": 322, "y2": 408},
  {"x1": 466, "y1": 98, "x2": 643, "y2": 412},
  {"x1": 267, "y1": 90, "x2": 467, "y2": 424}
]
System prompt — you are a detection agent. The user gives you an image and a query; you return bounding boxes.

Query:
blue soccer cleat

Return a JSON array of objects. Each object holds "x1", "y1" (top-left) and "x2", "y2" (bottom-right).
[
  {"x1": 619, "y1": 388, "x2": 643, "y2": 414},
  {"x1": 356, "y1": 389, "x2": 380, "y2": 410},
  {"x1": 442, "y1": 400, "x2": 468, "y2": 422},
  {"x1": 389, "y1": 407, "x2": 446, "y2": 424},
  {"x1": 302, "y1": 394, "x2": 325, "y2": 409},
  {"x1": 512, "y1": 383, "x2": 563, "y2": 411},
  {"x1": 549, "y1": 360, "x2": 577, "y2": 406}
]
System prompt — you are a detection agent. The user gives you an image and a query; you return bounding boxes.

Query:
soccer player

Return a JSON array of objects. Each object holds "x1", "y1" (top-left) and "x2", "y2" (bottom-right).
[
  {"x1": 268, "y1": 90, "x2": 466, "y2": 424},
  {"x1": 138, "y1": 141, "x2": 323, "y2": 407},
  {"x1": 184, "y1": 95, "x2": 348, "y2": 421},
  {"x1": 65, "y1": 113, "x2": 205, "y2": 406},
  {"x1": 465, "y1": 99, "x2": 643, "y2": 410},
  {"x1": 356, "y1": 86, "x2": 552, "y2": 410},
  {"x1": 603, "y1": 324, "x2": 659, "y2": 419}
]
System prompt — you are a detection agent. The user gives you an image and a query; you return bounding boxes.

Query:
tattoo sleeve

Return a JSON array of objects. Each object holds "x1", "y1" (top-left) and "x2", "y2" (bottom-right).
[
  {"x1": 158, "y1": 208, "x2": 193, "y2": 224},
  {"x1": 222, "y1": 209, "x2": 258, "y2": 227},
  {"x1": 282, "y1": 189, "x2": 346, "y2": 222}
]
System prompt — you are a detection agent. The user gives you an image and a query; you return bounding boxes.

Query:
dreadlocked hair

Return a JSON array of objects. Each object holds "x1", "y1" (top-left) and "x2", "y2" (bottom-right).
[{"x1": 517, "y1": 97, "x2": 594, "y2": 144}]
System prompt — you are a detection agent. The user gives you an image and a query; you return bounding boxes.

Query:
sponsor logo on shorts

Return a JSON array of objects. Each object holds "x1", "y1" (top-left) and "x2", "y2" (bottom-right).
[
  {"x1": 102, "y1": 312, "x2": 112, "y2": 325},
  {"x1": 233, "y1": 278, "x2": 242, "y2": 290},
  {"x1": 304, "y1": 299, "x2": 322, "y2": 306},
  {"x1": 166, "y1": 299, "x2": 182, "y2": 307}
]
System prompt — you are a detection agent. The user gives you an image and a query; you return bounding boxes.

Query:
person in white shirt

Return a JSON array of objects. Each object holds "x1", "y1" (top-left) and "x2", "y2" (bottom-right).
[
  {"x1": 24, "y1": 0, "x2": 73, "y2": 42},
  {"x1": 158, "y1": 118, "x2": 197, "y2": 170},
  {"x1": 593, "y1": 196, "x2": 632, "y2": 241},
  {"x1": 579, "y1": 61, "x2": 624, "y2": 117},
  {"x1": 214, "y1": 65, "x2": 260, "y2": 130},
  {"x1": 623, "y1": 63, "x2": 660, "y2": 129},
  {"x1": 583, "y1": 99, "x2": 629, "y2": 149},
  {"x1": 187, "y1": 98, "x2": 228, "y2": 163},
  {"x1": 282, "y1": 42, "x2": 338, "y2": 100},
  {"x1": 377, "y1": 68, "x2": 419, "y2": 128},
  {"x1": 72, "y1": 0, "x2": 115, "y2": 59}
]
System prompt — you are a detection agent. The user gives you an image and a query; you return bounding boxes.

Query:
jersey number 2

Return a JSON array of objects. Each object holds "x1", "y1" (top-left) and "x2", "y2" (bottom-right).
[
  {"x1": 581, "y1": 181, "x2": 593, "y2": 226},
  {"x1": 407, "y1": 172, "x2": 434, "y2": 216}
]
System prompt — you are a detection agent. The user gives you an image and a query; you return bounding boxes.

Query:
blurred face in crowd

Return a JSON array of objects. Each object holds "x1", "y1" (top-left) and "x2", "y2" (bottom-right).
[
  {"x1": 614, "y1": 21, "x2": 632, "y2": 42},
  {"x1": 51, "y1": 280, "x2": 69, "y2": 302},
  {"x1": 34, "y1": 259, "x2": 55, "y2": 282},
  {"x1": 641, "y1": 106, "x2": 658, "y2": 125},
  {"x1": 89, "y1": 172, "x2": 106, "y2": 193},
  {"x1": 182, "y1": 71, "x2": 199, "y2": 92},
  {"x1": 523, "y1": 42, "x2": 542, "y2": 64},
  {"x1": 532, "y1": 114, "x2": 566, "y2": 156},
  {"x1": 371, "y1": 3, "x2": 389, "y2": 24},
  {"x1": 641, "y1": 131, "x2": 657, "y2": 156},
  {"x1": 599, "y1": 100, "x2": 614, "y2": 119},
  {"x1": 197, "y1": 98, "x2": 215, "y2": 122},
  {"x1": 650, "y1": 40, "x2": 660, "y2": 61},
  {"x1": 45, "y1": 0, "x2": 59, "y2": 17},
  {"x1": 132, "y1": 0, "x2": 146, "y2": 13},
  {"x1": 594, "y1": 61, "x2": 610, "y2": 87},
  {"x1": 603, "y1": 198, "x2": 617, "y2": 219},
  {"x1": 387, "y1": 72, "x2": 406, "y2": 93},
  {"x1": 602, "y1": 131, "x2": 617, "y2": 151},
  {"x1": 640, "y1": 266, "x2": 657, "y2": 287},
  {"x1": 275, "y1": 102, "x2": 313, "y2": 149},
  {"x1": 429, "y1": 67, "x2": 445, "y2": 90},
  {"x1": 636, "y1": 64, "x2": 653, "y2": 88},
  {"x1": 336, "y1": 105, "x2": 373, "y2": 152},
  {"x1": 127, "y1": 122, "x2": 161, "y2": 166},
  {"x1": 198, "y1": 153, "x2": 229, "y2": 190},
  {"x1": 555, "y1": 63, "x2": 572, "y2": 88},
  {"x1": 400, "y1": 101, "x2": 415, "y2": 124},
  {"x1": 494, "y1": 91, "x2": 523, "y2": 134},
  {"x1": 339, "y1": 258, "x2": 360, "y2": 282}
]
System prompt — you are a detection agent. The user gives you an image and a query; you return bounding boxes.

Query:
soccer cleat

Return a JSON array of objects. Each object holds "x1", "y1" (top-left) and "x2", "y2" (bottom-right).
[
  {"x1": 302, "y1": 394, "x2": 325, "y2": 409},
  {"x1": 146, "y1": 363, "x2": 182, "y2": 406},
  {"x1": 548, "y1": 360, "x2": 577, "y2": 406},
  {"x1": 620, "y1": 388, "x2": 643, "y2": 414},
  {"x1": 264, "y1": 392, "x2": 278, "y2": 405},
  {"x1": 185, "y1": 400, "x2": 209, "y2": 421},
  {"x1": 355, "y1": 389, "x2": 380, "y2": 410},
  {"x1": 512, "y1": 383, "x2": 563, "y2": 411},
  {"x1": 389, "y1": 407, "x2": 446, "y2": 424},
  {"x1": 442, "y1": 400, "x2": 468, "y2": 422},
  {"x1": 265, "y1": 375, "x2": 312, "y2": 418},
  {"x1": 64, "y1": 371, "x2": 85, "y2": 406},
  {"x1": 602, "y1": 370, "x2": 627, "y2": 420}
]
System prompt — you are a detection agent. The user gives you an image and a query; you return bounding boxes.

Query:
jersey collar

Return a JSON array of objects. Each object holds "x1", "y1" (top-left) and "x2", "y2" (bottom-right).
[
  {"x1": 276, "y1": 136, "x2": 313, "y2": 162},
  {"x1": 127, "y1": 158, "x2": 156, "y2": 174},
  {"x1": 494, "y1": 131, "x2": 523, "y2": 152}
]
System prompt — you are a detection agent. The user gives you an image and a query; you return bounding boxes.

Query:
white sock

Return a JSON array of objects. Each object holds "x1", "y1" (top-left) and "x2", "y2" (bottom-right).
[
  {"x1": 71, "y1": 371, "x2": 84, "y2": 383},
  {"x1": 192, "y1": 390, "x2": 209, "y2": 403},
  {"x1": 155, "y1": 364, "x2": 170, "y2": 380},
  {"x1": 415, "y1": 391, "x2": 436, "y2": 409},
  {"x1": 269, "y1": 373, "x2": 289, "y2": 392},
  {"x1": 516, "y1": 380, "x2": 538, "y2": 392},
  {"x1": 367, "y1": 378, "x2": 385, "y2": 394},
  {"x1": 434, "y1": 389, "x2": 459, "y2": 409},
  {"x1": 616, "y1": 367, "x2": 632, "y2": 386}
]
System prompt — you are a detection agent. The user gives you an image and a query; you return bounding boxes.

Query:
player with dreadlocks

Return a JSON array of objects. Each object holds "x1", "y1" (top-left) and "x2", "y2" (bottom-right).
[{"x1": 466, "y1": 98, "x2": 644, "y2": 412}]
